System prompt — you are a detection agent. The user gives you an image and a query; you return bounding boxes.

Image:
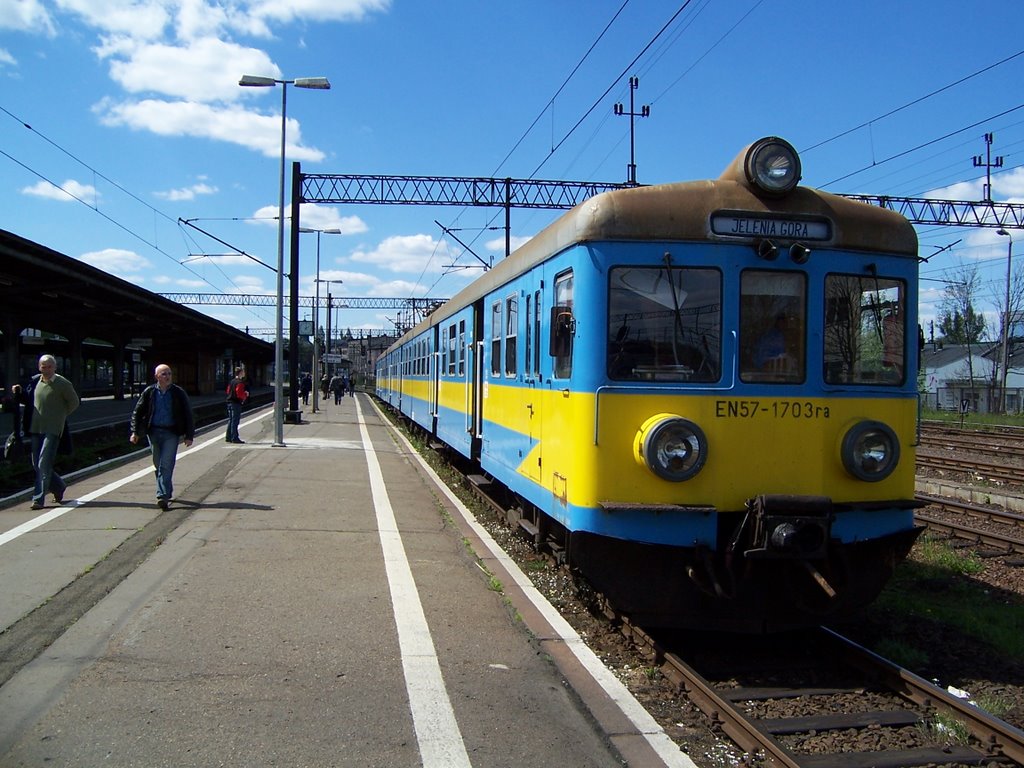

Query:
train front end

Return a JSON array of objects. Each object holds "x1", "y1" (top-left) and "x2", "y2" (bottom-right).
[{"x1": 549, "y1": 138, "x2": 923, "y2": 632}]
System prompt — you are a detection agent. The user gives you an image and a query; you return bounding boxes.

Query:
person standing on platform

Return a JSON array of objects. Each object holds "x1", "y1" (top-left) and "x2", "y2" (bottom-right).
[
  {"x1": 225, "y1": 366, "x2": 249, "y2": 443},
  {"x1": 10, "y1": 354, "x2": 79, "y2": 510},
  {"x1": 130, "y1": 364, "x2": 194, "y2": 510},
  {"x1": 300, "y1": 372, "x2": 312, "y2": 405},
  {"x1": 329, "y1": 373, "x2": 343, "y2": 404}
]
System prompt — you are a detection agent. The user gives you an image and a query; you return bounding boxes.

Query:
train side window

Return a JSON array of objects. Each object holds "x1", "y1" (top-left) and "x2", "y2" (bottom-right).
[
  {"x1": 551, "y1": 271, "x2": 574, "y2": 379},
  {"x1": 534, "y1": 290, "x2": 542, "y2": 375},
  {"x1": 739, "y1": 271, "x2": 806, "y2": 383},
  {"x1": 505, "y1": 294, "x2": 518, "y2": 377},
  {"x1": 448, "y1": 324, "x2": 457, "y2": 376},
  {"x1": 824, "y1": 275, "x2": 905, "y2": 385},
  {"x1": 458, "y1": 320, "x2": 466, "y2": 377},
  {"x1": 490, "y1": 301, "x2": 501, "y2": 376},
  {"x1": 525, "y1": 294, "x2": 533, "y2": 377}
]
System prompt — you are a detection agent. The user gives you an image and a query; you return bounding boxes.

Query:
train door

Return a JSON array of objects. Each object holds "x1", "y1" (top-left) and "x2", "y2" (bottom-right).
[
  {"x1": 430, "y1": 327, "x2": 440, "y2": 433},
  {"x1": 470, "y1": 299, "x2": 485, "y2": 460},
  {"x1": 524, "y1": 286, "x2": 543, "y2": 484}
]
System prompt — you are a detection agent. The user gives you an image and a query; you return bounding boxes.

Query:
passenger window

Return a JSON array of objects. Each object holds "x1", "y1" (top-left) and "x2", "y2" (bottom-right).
[
  {"x1": 458, "y1": 320, "x2": 466, "y2": 377},
  {"x1": 740, "y1": 271, "x2": 806, "y2": 383},
  {"x1": 505, "y1": 295, "x2": 518, "y2": 377},
  {"x1": 490, "y1": 301, "x2": 501, "y2": 376},
  {"x1": 551, "y1": 271, "x2": 574, "y2": 379},
  {"x1": 824, "y1": 275, "x2": 906, "y2": 385}
]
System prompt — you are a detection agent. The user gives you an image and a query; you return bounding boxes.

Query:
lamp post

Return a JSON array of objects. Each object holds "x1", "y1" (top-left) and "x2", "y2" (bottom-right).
[
  {"x1": 997, "y1": 228, "x2": 1015, "y2": 414},
  {"x1": 299, "y1": 228, "x2": 341, "y2": 413},
  {"x1": 239, "y1": 73, "x2": 330, "y2": 446},
  {"x1": 315, "y1": 279, "x2": 343, "y2": 380}
]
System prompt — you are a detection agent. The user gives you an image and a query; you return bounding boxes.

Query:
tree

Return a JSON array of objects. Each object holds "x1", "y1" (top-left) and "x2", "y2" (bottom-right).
[{"x1": 937, "y1": 262, "x2": 986, "y2": 397}]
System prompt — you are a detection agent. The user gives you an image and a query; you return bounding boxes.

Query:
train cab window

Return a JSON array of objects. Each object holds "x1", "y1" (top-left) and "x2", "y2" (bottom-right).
[
  {"x1": 739, "y1": 271, "x2": 806, "y2": 383},
  {"x1": 505, "y1": 295, "x2": 518, "y2": 377},
  {"x1": 552, "y1": 271, "x2": 574, "y2": 379},
  {"x1": 490, "y1": 301, "x2": 501, "y2": 376},
  {"x1": 824, "y1": 275, "x2": 906, "y2": 385},
  {"x1": 607, "y1": 266, "x2": 721, "y2": 382}
]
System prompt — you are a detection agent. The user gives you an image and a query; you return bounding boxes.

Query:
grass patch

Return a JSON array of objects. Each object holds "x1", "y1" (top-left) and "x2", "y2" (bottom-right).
[{"x1": 873, "y1": 536, "x2": 1024, "y2": 661}]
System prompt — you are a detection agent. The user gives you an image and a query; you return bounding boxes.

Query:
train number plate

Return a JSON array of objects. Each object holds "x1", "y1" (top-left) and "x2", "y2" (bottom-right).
[{"x1": 715, "y1": 399, "x2": 831, "y2": 419}]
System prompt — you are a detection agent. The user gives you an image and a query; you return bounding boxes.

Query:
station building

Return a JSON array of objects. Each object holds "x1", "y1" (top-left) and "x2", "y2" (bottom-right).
[{"x1": 0, "y1": 229, "x2": 272, "y2": 400}]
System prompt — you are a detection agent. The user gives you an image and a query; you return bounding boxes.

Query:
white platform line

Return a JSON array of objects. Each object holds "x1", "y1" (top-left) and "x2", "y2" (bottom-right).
[
  {"x1": 354, "y1": 398, "x2": 472, "y2": 768},
  {"x1": 368, "y1": 399, "x2": 698, "y2": 768},
  {"x1": 0, "y1": 411, "x2": 270, "y2": 548}
]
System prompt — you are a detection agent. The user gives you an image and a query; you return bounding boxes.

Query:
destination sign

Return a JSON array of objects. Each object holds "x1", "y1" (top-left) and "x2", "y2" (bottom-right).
[{"x1": 711, "y1": 213, "x2": 831, "y2": 241}]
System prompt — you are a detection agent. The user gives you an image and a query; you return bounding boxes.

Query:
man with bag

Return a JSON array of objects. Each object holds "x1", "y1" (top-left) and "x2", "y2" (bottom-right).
[
  {"x1": 225, "y1": 366, "x2": 249, "y2": 444},
  {"x1": 9, "y1": 354, "x2": 80, "y2": 509}
]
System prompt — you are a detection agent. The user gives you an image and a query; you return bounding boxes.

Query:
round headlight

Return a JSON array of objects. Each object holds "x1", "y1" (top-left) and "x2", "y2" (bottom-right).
[
  {"x1": 635, "y1": 415, "x2": 707, "y2": 482},
  {"x1": 841, "y1": 421, "x2": 900, "y2": 482},
  {"x1": 744, "y1": 137, "x2": 801, "y2": 196}
]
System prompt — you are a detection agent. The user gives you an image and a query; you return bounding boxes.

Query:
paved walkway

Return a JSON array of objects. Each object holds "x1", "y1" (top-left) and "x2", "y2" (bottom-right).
[{"x1": 0, "y1": 394, "x2": 692, "y2": 767}]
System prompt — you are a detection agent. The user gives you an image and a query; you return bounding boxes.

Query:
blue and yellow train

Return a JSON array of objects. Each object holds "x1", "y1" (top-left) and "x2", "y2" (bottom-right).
[{"x1": 376, "y1": 137, "x2": 922, "y2": 632}]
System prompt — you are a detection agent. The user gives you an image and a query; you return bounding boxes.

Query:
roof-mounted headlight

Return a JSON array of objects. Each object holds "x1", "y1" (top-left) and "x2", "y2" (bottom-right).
[
  {"x1": 744, "y1": 137, "x2": 801, "y2": 196},
  {"x1": 634, "y1": 414, "x2": 708, "y2": 482},
  {"x1": 841, "y1": 420, "x2": 899, "y2": 482}
]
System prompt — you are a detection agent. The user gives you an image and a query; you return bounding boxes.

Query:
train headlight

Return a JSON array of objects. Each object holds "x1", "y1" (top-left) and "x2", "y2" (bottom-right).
[
  {"x1": 744, "y1": 137, "x2": 801, "y2": 196},
  {"x1": 634, "y1": 414, "x2": 707, "y2": 482},
  {"x1": 841, "y1": 420, "x2": 900, "y2": 482}
]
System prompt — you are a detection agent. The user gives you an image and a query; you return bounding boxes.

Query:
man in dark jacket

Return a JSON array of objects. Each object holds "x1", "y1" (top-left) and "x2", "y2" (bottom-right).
[{"x1": 130, "y1": 364, "x2": 194, "y2": 510}]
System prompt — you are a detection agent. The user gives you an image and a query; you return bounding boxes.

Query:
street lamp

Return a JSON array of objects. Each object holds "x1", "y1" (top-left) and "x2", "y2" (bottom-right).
[
  {"x1": 997, "y1": 228, "x2": 1015, "y2": 413},
  {"x1": 315, "y1": 278, "x2": 343, "y2": 381},
  {"x1": 299, "y1": 227, "x2": 341, "y2": 413},
  {"x1": 239, "y1": 73, "x2": 330, "y2": 446}
]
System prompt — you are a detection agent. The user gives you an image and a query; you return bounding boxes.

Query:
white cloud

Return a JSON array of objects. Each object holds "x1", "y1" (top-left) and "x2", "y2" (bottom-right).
[
  {"x1": 79, "y1": 248, "x2": 152, "y2": 277},
  {"x1": 55, "y1": 0, "x2": 169, "y2": 40},
  {"x1": 0, "y1": 0, "x2": 55, "y2": 34},
  {"x1": 96, "y1": 98, "x2": 326, "y2": 161},
  {"x1": 105, "y1": 38, "x2": 277, "y2": 102},
  {"x1": 485, "y1": 234, "x2": 532, "y2": 255},
  {"x1": 297, "y1": 204, "x2": 368, "y2": 235},
  {"x1": 21, "y1": 178, "x2": 100, "y2": 205},
  {"x1": 349, "y1": 234, "x2": 448, "y2": 273},
  {"x1": 0, "y1": 48, "x2": 17, "y2": 66},
  {"x1": 247, "y1": 0, "x2": 391, "y2": 26},
  {"x1": 155, "y1": 181, "x2": 218, "y2": 201}
]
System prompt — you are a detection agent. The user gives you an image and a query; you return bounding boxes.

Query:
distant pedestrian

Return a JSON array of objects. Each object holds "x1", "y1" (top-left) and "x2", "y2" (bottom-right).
[
  {"x1": 320, "y1": 373, "x2": 330, "y2": 400},
  {"x1": 329, "y1": 374, "x2": 343, "y2": 404},
  {"x1": 130, "y1": 364, "x2": 194, "y2": 510},
  {"x1": 225, "y1": 366, "x2": 249, "y2": 443},
  {"x1": 10, "y1": 354, "x2": 80, "y2": 509},
  {"x1": 300, "y1": 372, "x2": 312, "y2": 405}
]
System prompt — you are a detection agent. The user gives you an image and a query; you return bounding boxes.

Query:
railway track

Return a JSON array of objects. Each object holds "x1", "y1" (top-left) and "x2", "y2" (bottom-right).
[
  {"x1": 916, "y1": 452, "x2": 1024, "y2": 486},
  {"x1": 452, "y1": 450, "x2": 1024, "y2": 766},
  {"x1": 638, "y1": 625, "x2": 1024, "y2": 768},
  {"x1": 915, "y1": 493, "x2": 1024, "y2": 558}
]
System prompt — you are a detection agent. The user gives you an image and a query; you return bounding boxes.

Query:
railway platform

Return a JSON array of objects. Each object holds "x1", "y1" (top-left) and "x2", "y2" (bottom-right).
[{"x1": 0, "y1": 394, "x2": 693, "y2": 767}]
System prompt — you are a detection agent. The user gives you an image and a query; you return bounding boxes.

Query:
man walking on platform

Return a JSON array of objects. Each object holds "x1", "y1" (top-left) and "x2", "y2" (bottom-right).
[
  {"x1": 130, "y1": 364, "x2": 194, "y2": 510},
  {"x1": 225, "y1": 366, "x2": 249, "y2": 443},
  {"x1": 10, "y1": 353, "x2": 80, "y2": 510}
]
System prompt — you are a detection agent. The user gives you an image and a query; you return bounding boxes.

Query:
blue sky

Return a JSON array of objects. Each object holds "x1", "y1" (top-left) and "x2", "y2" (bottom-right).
[{"x1": 2, "y1": 0, "x2": 1024, "y2": 342}]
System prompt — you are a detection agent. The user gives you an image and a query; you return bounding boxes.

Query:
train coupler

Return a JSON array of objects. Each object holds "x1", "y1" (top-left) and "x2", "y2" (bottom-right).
[{"x1": 743, "y1": 494, "x2": 833, "y2": 560}]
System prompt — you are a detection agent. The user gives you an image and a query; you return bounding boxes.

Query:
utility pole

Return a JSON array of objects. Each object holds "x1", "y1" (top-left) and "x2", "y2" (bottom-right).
[
  {"x1": 973, "y1": 132, "x2": 1003, "y2": 203},
  {"x1": 614, "y1": 76, "x2": 650, "y2": 186}
]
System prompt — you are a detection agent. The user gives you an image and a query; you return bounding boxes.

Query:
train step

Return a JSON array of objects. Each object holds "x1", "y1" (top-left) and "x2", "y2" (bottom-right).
[{"x1": 467, "y1": 474, "x2": 491, "y2": 487}]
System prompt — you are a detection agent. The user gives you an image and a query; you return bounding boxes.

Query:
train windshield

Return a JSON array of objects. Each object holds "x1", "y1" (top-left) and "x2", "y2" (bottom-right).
[
  {"x1": 607, "y1": 266, "x2": 721, "y2": 381},
  {"x1": 739, "y1": 270, "x2": 807, "y2": 383},
  {"x1": 824, "y1": 275, "x2": 906, "y2": 385}
]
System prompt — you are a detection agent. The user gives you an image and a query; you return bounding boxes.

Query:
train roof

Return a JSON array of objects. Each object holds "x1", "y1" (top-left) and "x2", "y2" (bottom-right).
[{"x1": 395, "y1": 139, "x2": 918, "y2": 344}]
